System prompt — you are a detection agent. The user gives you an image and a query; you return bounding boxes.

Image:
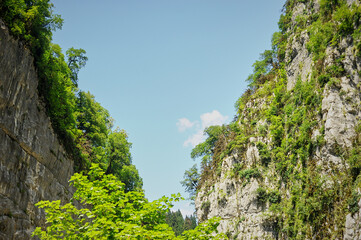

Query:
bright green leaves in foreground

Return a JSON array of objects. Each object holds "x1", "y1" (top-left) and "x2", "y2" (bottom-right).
[{"x1": 33, "y1": 164, "x2": 226, "y2": 240}]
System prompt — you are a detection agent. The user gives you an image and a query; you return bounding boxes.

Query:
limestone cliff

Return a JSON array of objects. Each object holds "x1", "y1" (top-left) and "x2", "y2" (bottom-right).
[
  {"x1": 0, "y1": 20, "x2": 74, "y2": 239},
  {"x1": 195, "y1": 0, "x2": 361, "y2": 239}
]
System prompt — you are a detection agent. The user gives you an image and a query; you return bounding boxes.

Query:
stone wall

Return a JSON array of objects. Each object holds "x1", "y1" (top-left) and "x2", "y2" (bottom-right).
[{"x1": 0, "y1": 20, "x2": 74, "y2": 239}]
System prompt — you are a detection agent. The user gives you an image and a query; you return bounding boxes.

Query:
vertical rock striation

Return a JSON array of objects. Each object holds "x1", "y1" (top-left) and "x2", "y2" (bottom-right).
[{"x1": 0, "y1": 20, "x2": 74, "y2": 239}]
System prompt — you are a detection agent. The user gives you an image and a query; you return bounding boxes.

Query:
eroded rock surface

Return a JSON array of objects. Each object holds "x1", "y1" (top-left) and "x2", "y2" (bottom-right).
[
  {"x1": 0, "y1": 20, "x2": 74, "y2": 239},
  {"x1": 195, "y1": 1, "x2": 361, "y2": 239}
]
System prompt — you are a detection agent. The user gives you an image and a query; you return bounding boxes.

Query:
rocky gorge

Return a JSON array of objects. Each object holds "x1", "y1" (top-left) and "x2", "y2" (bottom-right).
[{"x1": 2, "y1": 0, "x2": 361, "y2": 239}]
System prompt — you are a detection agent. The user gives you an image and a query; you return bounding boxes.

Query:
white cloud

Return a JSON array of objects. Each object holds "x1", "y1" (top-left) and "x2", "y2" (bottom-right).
[
  {"x1": 181, "y1": 110, "x2": 228, "y2": 148},
  {"x1": 183, "y1": 130, "x2": 204, "y2": 147},
  {"x1": 176, "y1": 118, "x2": 196, "y2": 132},
  {"x1": 200, "y1": 110, "x2": 228, "y2": 129}
]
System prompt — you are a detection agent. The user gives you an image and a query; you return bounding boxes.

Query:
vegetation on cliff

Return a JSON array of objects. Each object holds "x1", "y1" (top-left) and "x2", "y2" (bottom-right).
[
  {"x1": 184, "y1": 0, "x2": 361, "y2": 238},
  {"x1": 0, "y1": 0, "x2": 142, "y2": 191}
]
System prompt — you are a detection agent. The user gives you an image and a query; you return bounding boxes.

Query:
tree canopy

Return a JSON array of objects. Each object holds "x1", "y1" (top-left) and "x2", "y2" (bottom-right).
[
  {"x1": 66, "y1": 47, "x2": 88, "y2": 86},
  {"x1": 165, "y1": 210, "x2": 197, "y2": 236},
  {"x1": 33, "y1": 164, "x2": 227, "y2": 240}
]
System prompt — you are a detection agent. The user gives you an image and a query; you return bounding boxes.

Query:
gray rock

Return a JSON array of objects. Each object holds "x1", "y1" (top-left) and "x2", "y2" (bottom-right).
[
  {"x1": 285, "y1": 31, "x2": 313, "y2": 90},
  {"x1": 195, "y1": 2, "x2": 361, "y2": 239},
  {"x1": 0, "y1": 20, "x2": 74, "y2": 239}
]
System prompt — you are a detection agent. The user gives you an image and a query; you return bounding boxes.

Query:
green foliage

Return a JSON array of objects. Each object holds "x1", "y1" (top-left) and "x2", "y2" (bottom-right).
[
  {"x1": 32, "y1": 164, "x2": 225, "y2": 240},
  {"x1": 183, "y1": 215, "x2": 197, "y2": 232},
  {"x1": 268, "y1": 190, "x2": 281, "y2": 204},
  {"x1": 278, "y1": 0, "x2": 294, "y2": 33},
  {"x1": 272, "y1": 31, "x2": 287, "y2": 62},
  {"x1": 347, "y1": 147, "x2": 361, "y2": 181},
  {"x1": 246, "y1": 49, "x2": 277, "y2": 89},
  {"x1": 319, "y1": 0, "x2": 341, "y2": 19},
  {"x1": 165, "y1": 210, "x2": 197, "y2": 236},
  {"x1": 348, "y1": 191, "x2": 361, "y2": 215},
  {"x1": 256, "y1": 187, "x2": 281, "y2": 205},
  {"x1": 190, "y1": 125, "x2": 224, "y2": 167},
  {"x1": 66, "y1": 47, "x2": 88, "y2": 86},
  {"x1": 76, "y1": 91, "x2": 112, "y2": 149},
  {"x1": 0, "y1": 0, "x2": 143, "y2": 190},
  {"x1": 184, "y1": 125, "x2": 236, "y2": 194},
  {"x1": 181, "y1": 217, "x2": 226, "y2": 240},
  {"x1": 256, "y1": 142, "x2": 271, "y2": 166},
  {"x1": 104, "y1": 128, "x2": 142, "y2": 192},
  {"x1": 181, "y1": 165, "x2": 200, "y2": 200},
  {"x1": 33, "y1": 164, "x2": 177, "y2": 239},
  {"x1": 230, "y1": 162, "x2": 244, "y2": 178},
  {"x1": 0, "y1": 0, "x2": 63, "y2": 59},
  {"x1": 225, "y1": 123, "x2": 248, "y2": 154},
  {"x1": 306, "y1": 19, "x2": 336, "y2": 61},
  {"x1": 239, "y1": 168, "x2": 261, "y2": 182},
  {"x1": 200, "y1": 201, "x2": 211, "y2": 220},
  {"x1": 194, "y1": 0, "x2": 361, "y2": 238},
  {"x1": 306, "y1": 1, "x2": 361, "y2": 62},
  {"x1": 166, "y1": 210, "x2": 185, "y2": 236},
  {"x1": 75, "y1": 91, "x2": 142, "y2": 191},
  {"x1": 256, "y1": 187, "x2": 268, "y2": 204},
  {"x1": 39, "y1": 43, "x2": 79, "y2": 147}
]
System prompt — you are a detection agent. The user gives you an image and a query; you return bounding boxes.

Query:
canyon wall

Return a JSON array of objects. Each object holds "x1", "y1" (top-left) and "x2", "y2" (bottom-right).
[
  {"x1": 0, "y1": 20, "x2": 74, "y2": 239},
  {"x1": 195, "y1": 0, "x2": 361, "y2": 239}
]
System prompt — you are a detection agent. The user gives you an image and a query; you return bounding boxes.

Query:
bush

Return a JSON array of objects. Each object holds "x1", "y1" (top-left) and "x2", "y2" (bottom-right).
[
  {"x1": 239, "y1": 168, "x2": 261, "y2": 181},
  {"x1": 256, "y1": 187, "x2": 268, "y2": 204}
]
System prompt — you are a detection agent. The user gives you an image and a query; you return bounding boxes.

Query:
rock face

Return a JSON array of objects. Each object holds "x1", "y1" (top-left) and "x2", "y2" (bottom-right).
[
  {"x1": 0, "y1": 21, "x2": 74, "y2": 239},
  {"x1": 195, "y1": 145, "x2": 278, "y2": 239},
  {"x1": 195, "y1": 0, "x2": 361, "y2": 239}
]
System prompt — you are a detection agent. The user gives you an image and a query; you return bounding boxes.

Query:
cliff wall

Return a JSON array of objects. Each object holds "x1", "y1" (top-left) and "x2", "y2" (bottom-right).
[
  {"x1": 195, "y1": 0, "x2": 361, "y2": 239},
  {"x1": 0, "y1": 20, "x2": 74, "y2": 239}
]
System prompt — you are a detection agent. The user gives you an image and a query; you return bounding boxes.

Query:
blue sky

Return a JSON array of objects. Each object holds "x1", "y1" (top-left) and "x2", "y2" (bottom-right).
[{"x1": 52, "y1": 0, "x2": 285, "y2": 216}]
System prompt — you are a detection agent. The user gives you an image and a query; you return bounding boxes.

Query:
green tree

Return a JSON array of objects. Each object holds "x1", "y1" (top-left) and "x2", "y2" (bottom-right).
[
  {"x1": 105, "y1": 128, "x2": 143, "y2": 192},
  {"x1": 32, "y1": 164, "x2": 227, "y2": 240},
  {"x1": 181, "y1": 165, "x2": 200, "y2": 201},
  {"x1": 184, "y1": 215, "x2": 197, "y2": 231},
  {"x1": 118, "y1": 164, "x2": 143, "y2": 192},
  {"x1": 165, "y1": 210, "x2": 197, "y2": 236},
  {"x1": 76, "y1": 91, "x2": 112, "y2": 149},
  {"x1": 191, "y1": 125, "x2": 224, "y2": 167},
  {"x1": 166, "y1": 210, "x2": 185, "y2": 236},
  {"x1": 0, "y1": 0, "x2": 63, "y2": 59},
  {"x1": 246, "y1": 49, "x2": 276, "y2": 89},
  {"x1": 66, "y1": 47, "x2": 88, "y2": 86},
  {"x1": 40, "y1": 43, "x2": 79, "y2": 142}
]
